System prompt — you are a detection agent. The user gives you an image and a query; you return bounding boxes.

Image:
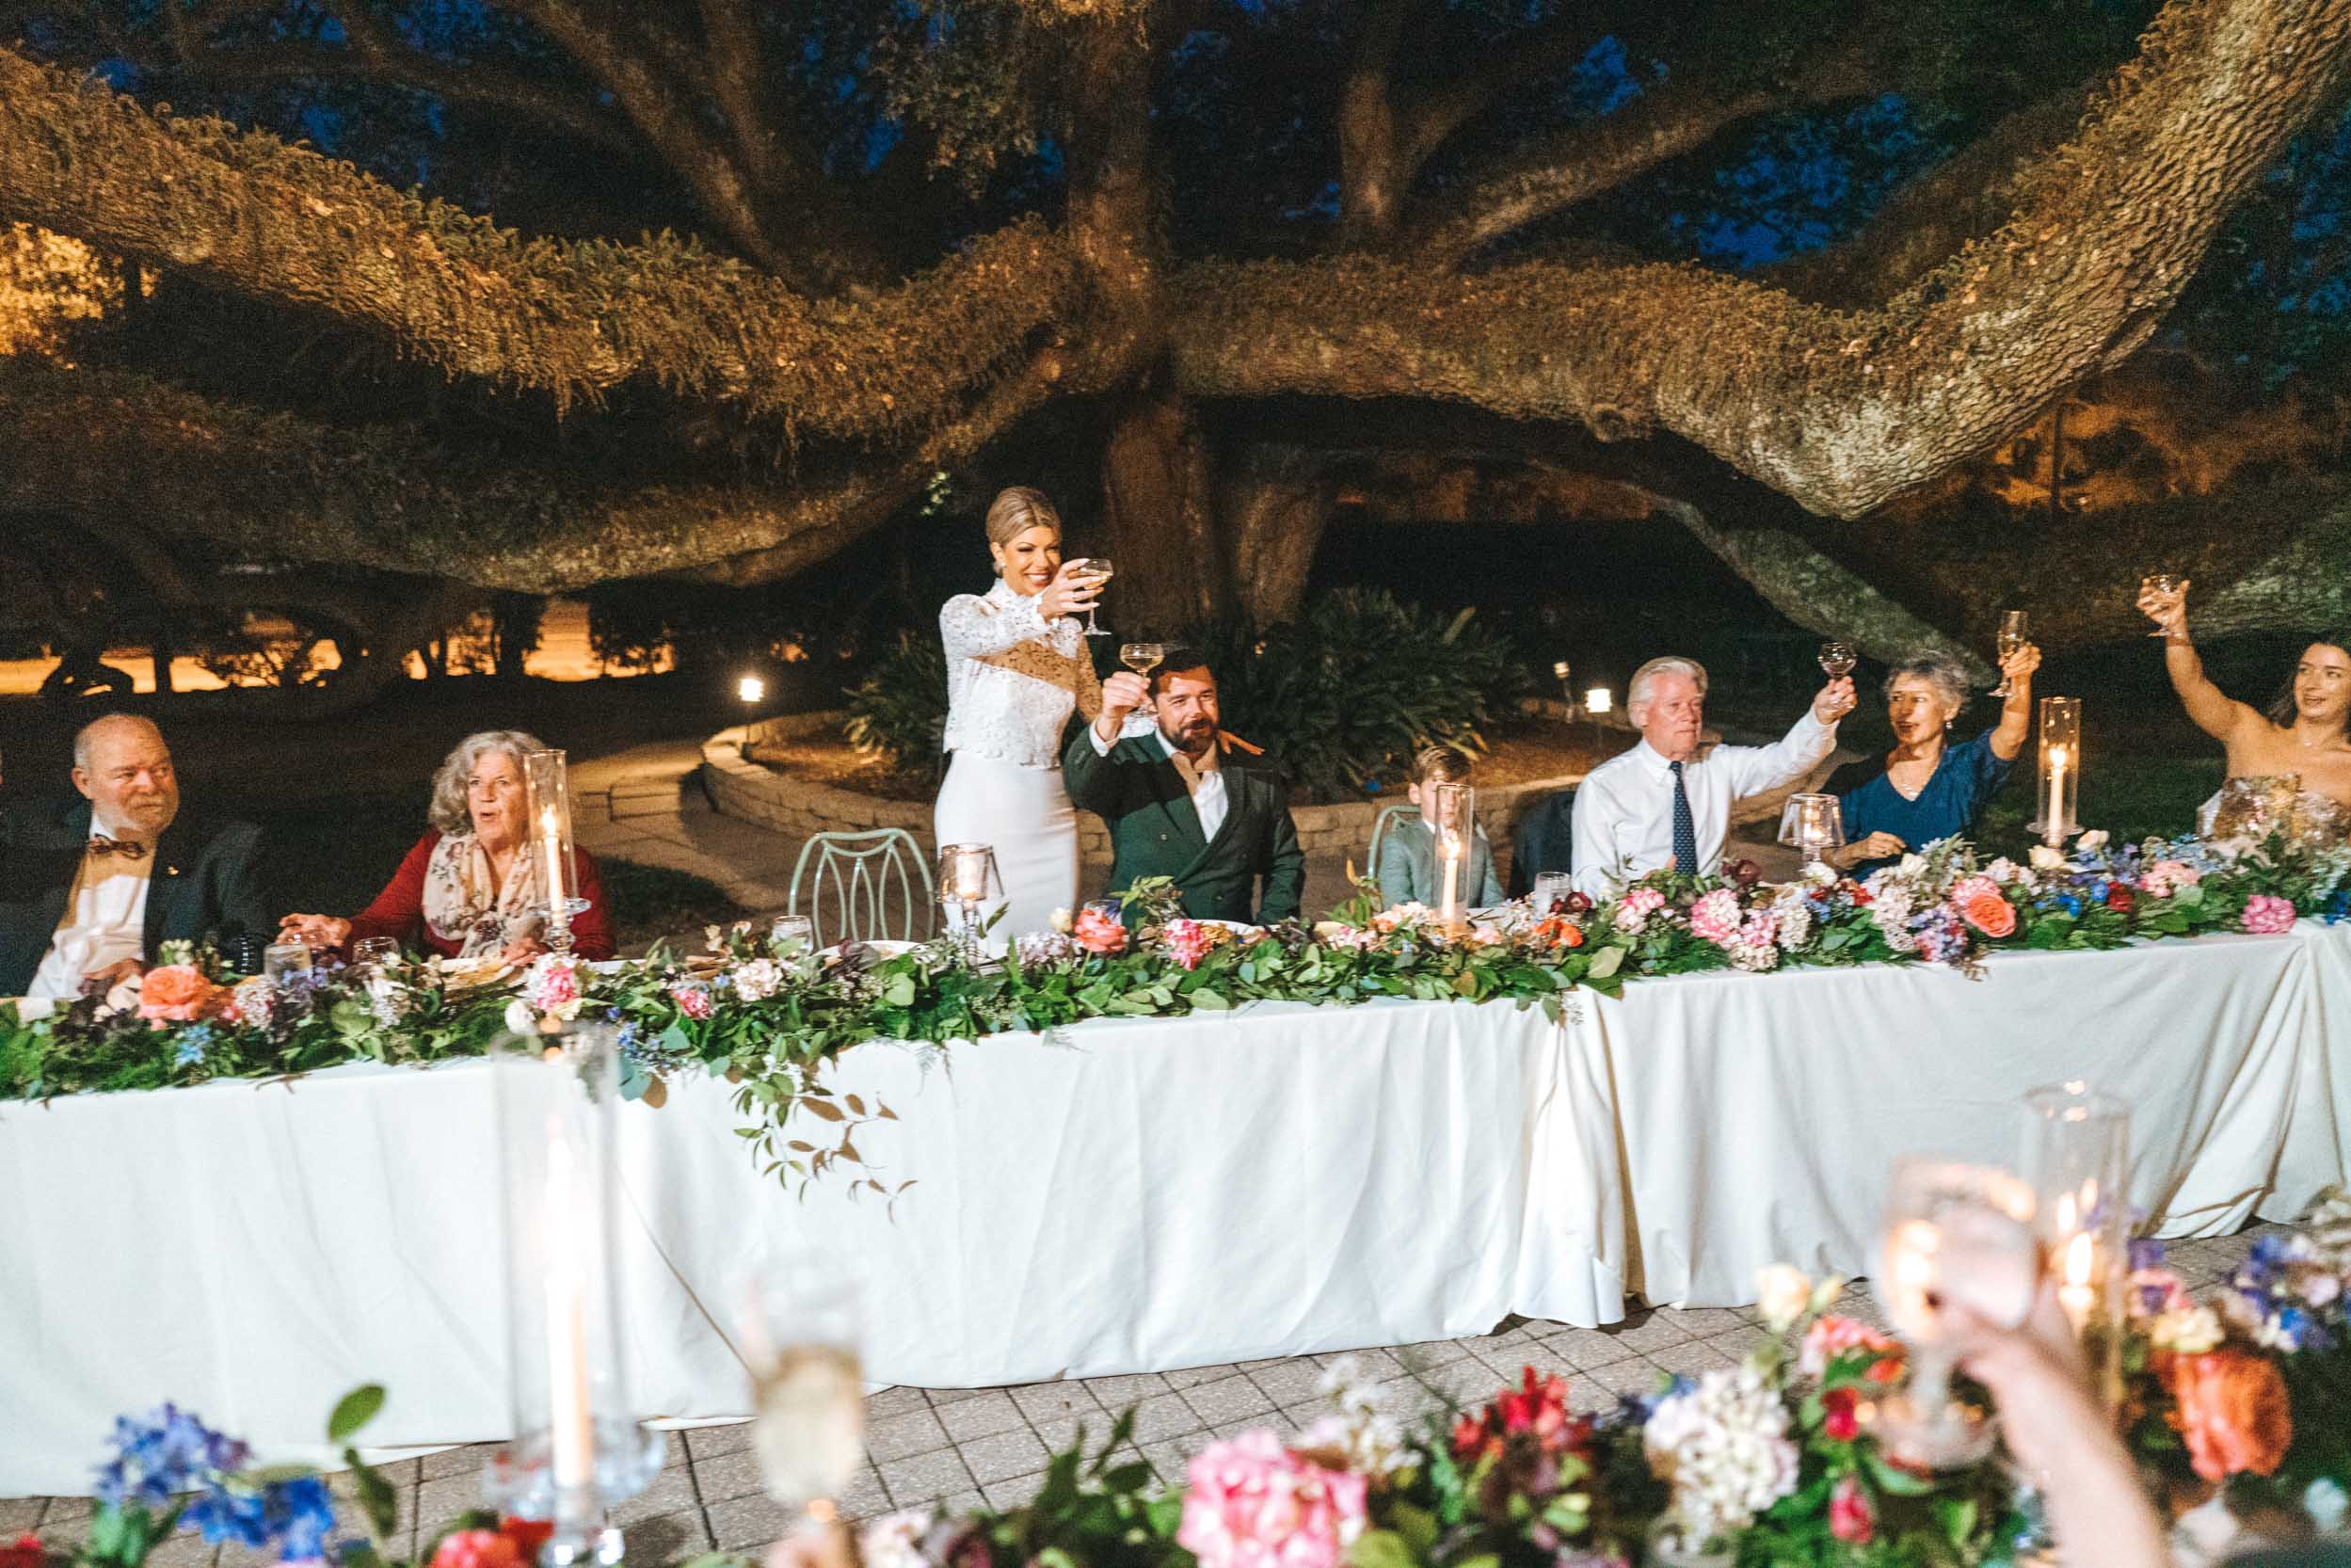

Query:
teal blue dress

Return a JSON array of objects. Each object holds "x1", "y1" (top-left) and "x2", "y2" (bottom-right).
[{"x1": 1828, "y1": 730, "x2": 2016, "y2": 877}]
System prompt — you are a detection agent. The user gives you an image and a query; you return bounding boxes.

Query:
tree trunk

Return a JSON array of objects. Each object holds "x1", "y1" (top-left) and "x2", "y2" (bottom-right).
[
  {"x1": 1220, "y1": 444, "x2": 1335, "y2": 629},
  {"x1": 1099, "y1": 392, "x2": 1227, "y2": 635}
]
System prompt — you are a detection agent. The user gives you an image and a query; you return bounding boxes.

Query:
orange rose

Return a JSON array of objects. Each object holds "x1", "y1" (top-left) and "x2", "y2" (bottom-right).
[
  {"x1": 1959, "y1": 890, "x2": 2017, "y2": 938},
  {"x1": 138, "y1": 964, "x2": 221, "y2": 1023},
  {"x1": 2165, "y1": 1348, "x2": 2292, "y2": 1482}
]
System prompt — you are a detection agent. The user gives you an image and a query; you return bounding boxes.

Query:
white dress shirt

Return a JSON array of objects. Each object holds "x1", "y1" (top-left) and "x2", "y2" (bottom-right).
[
  {"x1": 939, "y1": 576, "x2": 1101, "y2": 768},
  {"x1": 1091, "y1": 724, "x2": 1228, "y2": 842},
  {"x1": 1571, "y1": 709, "x2": 1838, "y2": 896},
  {"x1": 27, "y1": 820, "x2": 155, "y2": 1000}
]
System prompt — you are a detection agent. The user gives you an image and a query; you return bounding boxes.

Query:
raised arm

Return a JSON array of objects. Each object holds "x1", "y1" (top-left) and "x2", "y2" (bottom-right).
[
  {"x1": 2139, "y1": 579, "x2": 2261, "y2": 744},
  {"x1": 1988, "y1": 643, "x2": 2040, "y2": 760},
  {"x1": 939, "y1": 590, "x2": 1050, "y2": 662},
  {"x1": 1720, "y1": 680, "x2": 1850, "y2": 797}
]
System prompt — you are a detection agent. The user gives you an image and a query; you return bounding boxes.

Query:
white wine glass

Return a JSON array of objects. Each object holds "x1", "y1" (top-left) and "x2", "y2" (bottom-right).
[
  {"x1": 1817, "y1": 641, "x2": 1858, "y2": 680},
  {"x1": 1119, "y1": 641, "x2": 1164, "y2": 719},
  {"x1": 1065, "y1": 558, "x2": 1114, "y2": 637},
  {"x1": 1872, "y1": 1158, "x2": 2039, "y2": 1469},
  {"x1": 738, "y1": 1257, "x2": 865, "y2": 1538},
  {"x1": 1991, "y1": 611, "x2": 2029, "y2": 697},
  {"x1": 2140, "y1": 572, "x2": 2183, "y2": 638}
]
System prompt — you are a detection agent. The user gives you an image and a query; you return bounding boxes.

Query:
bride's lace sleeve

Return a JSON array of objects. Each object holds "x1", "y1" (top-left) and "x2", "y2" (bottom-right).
[
  {"x1": 940, "y1": 590, "x2": 1049, "y2": 659},
  {"x1": 1075, "y1": 643, "x2": 1104, "y2": 722}
]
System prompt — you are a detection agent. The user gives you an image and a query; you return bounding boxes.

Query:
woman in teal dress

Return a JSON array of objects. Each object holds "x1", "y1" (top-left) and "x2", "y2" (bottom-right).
[{"x1": 1821, "y1": 646, "x2": 2039, "y2": 878}]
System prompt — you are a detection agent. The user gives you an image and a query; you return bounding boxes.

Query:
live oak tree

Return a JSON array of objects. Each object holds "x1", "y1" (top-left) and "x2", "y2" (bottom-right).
[{"x1": 2, "y1": 0, "x2": 2348, "y2": 694}]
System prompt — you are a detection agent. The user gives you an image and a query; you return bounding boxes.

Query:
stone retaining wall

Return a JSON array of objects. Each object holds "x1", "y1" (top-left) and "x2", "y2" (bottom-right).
[{"x1": 704, "y1": 709, "x2": 1848, "y2": 881}]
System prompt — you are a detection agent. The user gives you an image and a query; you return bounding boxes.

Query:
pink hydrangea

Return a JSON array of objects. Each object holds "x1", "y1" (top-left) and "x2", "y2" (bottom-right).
[
  {"x1": 2141, "y1": 860, "x2": 2200, "y2": 898},
  {"x1": 1163, "y1": 918, "x2": 1213, "y2": 970},
  {"x1": 670, "y1": 983, "x2": 713, "y2": 1019},
  {"x1": 2242, "y1": 894, "x2": 2297, "y2": 935},
  {"x1": 526, "y1": 958, "x2": 581, "y2": 1012},
  {"x1": 1799, "y1": 1314, "x2": 1903, "y2": 1381},
  {"x1": 1612, "y1": 887, "x2": 1668, "y2": 935},
  {"x1": 1946, "y1": 874, "x2": 2001, "y2": 911},
  {"x1": 1688, "y1": 888, "x2": 1744, "y2": 947},
  {"x1": 1177, "y1": 1430, "x2": 1367, "y2": 1568}
]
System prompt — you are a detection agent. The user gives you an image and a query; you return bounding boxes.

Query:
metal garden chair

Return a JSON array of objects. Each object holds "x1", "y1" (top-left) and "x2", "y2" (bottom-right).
[
  {"x1": 1363, "y1": 803, "x2": 1417, "y2": 887},
  {"x1": 787, "y1": 829, "x2": 936, "y2": 948}
]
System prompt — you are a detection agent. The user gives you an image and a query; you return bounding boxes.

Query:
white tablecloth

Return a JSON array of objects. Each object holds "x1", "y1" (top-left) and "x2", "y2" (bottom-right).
[{"x1": 4, "y1": 922, "x2": 2346, "y2": 1495}]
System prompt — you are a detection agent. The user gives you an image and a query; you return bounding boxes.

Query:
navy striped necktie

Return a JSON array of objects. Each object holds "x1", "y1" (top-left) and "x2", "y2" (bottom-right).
[{"x1": 1669, "y1": 760, "x2": 1697, "y2": 872}]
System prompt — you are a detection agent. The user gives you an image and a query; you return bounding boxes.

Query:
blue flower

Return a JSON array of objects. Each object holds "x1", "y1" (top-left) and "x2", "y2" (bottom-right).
[
  {"x1": 94, "y1": 1404, "x2": 248, "y2": 1508},
  {"x1": 2327, "y1": 891, "x2": 2350, "y2": 924},
  {"x1": 2129, "y1": 1237, "x2": 2168, "y2": 1272},
  {"x1": 184, "y1": 1475, "x2": 338, "y2": 1561},
  {"x1": 2055, "y1": 893, "x2": 2084, "y2": 917},
  {"x1": 173, "y1": 1026, "x2": 215, "y2": 1068}
]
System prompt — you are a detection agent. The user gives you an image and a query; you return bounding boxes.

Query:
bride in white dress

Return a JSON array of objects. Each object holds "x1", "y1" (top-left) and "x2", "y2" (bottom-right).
[{"x1": 935, "y1": 487, "x2": 1109, "y2": 946}]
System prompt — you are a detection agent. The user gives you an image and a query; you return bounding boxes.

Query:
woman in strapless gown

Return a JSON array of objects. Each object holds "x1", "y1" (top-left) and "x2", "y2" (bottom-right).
[
  {"x1": 2141, "y1": 580, "x2": 2351, "y2": 849},
  {"x1": 935, "y1": 487, "x2": 1109, "y2": 948}
]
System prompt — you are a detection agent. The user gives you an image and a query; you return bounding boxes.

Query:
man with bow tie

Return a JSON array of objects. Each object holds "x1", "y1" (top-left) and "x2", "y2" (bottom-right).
[{"x1": 0, "y1": 714, "x2": 270, "y2": 1000}]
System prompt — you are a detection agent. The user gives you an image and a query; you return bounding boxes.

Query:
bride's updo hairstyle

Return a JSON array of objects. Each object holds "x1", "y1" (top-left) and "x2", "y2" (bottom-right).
[{"x1": 985, "y1": 486, "x2": 1061, "y2": 551}]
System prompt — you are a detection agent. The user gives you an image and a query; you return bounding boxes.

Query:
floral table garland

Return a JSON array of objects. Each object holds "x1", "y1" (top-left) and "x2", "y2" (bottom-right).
[
  {"x1": 4, "y1": 831, "x2": 2347, "y2": 1188},
  {"x1": 16, "y1": 1193, "x2": 2351, "y2": 1568}
]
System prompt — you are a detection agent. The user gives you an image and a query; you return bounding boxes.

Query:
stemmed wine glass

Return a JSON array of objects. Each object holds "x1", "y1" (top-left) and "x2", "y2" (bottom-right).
[
  {"x1": 738, "y1": 1257, "x2": 865, "y2": 1549},
  {"x1": 1064, "y1": 558, "x2": 1115, "y2": 637},
  {"x1": 1119, "y1": 641, "x2": 1164, "y2": 719},
  {"x1": 1817, "y1": 641, "x2": 1858, "y2": 680},
  {"x1": 1871, "y1": 1158, "x2": 2040, "y2": 1469},
  {"x1": 2139, "y1": 573, "x2": 2184, "y2": 638},
  {"x1": 1991, "y1": 611, "x2": 2029, "y2": 697}
]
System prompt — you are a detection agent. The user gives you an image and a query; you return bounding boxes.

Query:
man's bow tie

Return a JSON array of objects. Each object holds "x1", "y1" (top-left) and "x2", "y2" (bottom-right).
[{"x1": 88, "y1": 837, "x2": 149, "y2": 860}]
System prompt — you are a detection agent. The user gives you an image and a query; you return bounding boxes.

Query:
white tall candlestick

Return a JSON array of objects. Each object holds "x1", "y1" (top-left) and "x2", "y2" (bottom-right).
[
  {"x1": 1441, "y1": 843, "x2": 1463, "y2": 923},
  {"x1": 544, "y1": 1134, "x2": 595, "y2": 1490},
  {"x1": 541, "y1": 808, "x2": 566, "y2": 917},
  {"x1": 2047, "y1": 746, "x2": 2068, "y2": 838}
]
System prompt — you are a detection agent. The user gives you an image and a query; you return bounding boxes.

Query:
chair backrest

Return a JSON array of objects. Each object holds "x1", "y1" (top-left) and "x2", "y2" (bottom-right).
[
  {"x1": 1364, "y1": 803, "x2": 1417, "y2": 884},
  {"x1": 1506, "y1": 787, "x2": 1577, "y2": 898},
  {"x1": 788, "y1": 829, "x2": 936, "y2": 947}
]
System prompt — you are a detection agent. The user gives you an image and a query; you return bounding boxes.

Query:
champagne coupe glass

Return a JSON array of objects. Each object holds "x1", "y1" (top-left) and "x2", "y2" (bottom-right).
[
  {"x1": 1531, "y1": 871, "x2": 1575, "y2": 917},
  {"x1": 770, "y1": 914, "x2": 815, "y2": 960},
  {"x1": 1818, "y1": 641, "x2": 1858, "y2": 680},
  {"x1": 1064, "y1": 558, "x2": 1115, "y2": 637},
  {"x1": 351, "y1": 936, "x2": 400, "y2": 984},
  {"x1": 739, "y1": 1257, "x2": 864, "y2": 1545},
  {"x1": 1872, "y1": 1158, "x2": 2040, "y2": 1469},
  {"x1": 1119, "y1": 641, "x2": 1164, "y2": 720},
  {"x1": 2140, "y1": 573, "x2": 2183, "y2": 638},
  {"x1": 1992, "y1": 611, "x2": 2030, "y2": 698}
]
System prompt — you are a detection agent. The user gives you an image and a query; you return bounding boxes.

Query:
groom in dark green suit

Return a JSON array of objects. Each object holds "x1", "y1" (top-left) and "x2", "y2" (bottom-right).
[{"x1": 1063, "y1": 648, "x2": 1304, "y2": 923}]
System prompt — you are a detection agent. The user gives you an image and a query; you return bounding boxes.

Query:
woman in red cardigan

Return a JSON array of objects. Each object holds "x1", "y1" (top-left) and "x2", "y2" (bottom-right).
[{"x1": 279, "y1": 729, "x2": 616, "y2": 961}]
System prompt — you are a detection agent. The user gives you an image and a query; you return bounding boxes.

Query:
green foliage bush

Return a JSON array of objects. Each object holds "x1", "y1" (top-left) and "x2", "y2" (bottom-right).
[
  {"x1": 841, "y1": 588, "x2": 1527, "y2": 803},
  {"x1": 844, "y1": 632, "x2": 951, "y2": 777},
  {"x1": 1197, "y1": 588, "x2": 1528, "y2": 803}
]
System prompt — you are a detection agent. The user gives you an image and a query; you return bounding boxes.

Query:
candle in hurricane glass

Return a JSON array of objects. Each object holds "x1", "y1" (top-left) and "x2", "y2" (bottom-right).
[
  {"x1": 2022, "y1": 1080, "x2": 2131, "y2": 1403},
  {"x1": 2030, "y1": 697, "x2": 2082, "y2": 846},
  {"x1": 524, "y1": 749, "x2": 589, "y2": 956}
]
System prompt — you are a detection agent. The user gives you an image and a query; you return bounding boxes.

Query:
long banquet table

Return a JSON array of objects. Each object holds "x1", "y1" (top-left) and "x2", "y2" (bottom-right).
[{"x1": 4, "y1": 920, "x2": 2347, "y2": 1494}]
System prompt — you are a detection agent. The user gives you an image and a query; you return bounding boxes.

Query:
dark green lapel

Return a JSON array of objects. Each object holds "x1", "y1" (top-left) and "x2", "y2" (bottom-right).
[{"x1": 1122, "y1": 736, "x2": 1206, "y2": 855}]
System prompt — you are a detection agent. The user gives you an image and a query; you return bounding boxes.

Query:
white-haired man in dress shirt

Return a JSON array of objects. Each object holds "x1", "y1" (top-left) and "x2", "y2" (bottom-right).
[{"x1": 1570, "y1": 656, "x2": 1854, "y2": 897}]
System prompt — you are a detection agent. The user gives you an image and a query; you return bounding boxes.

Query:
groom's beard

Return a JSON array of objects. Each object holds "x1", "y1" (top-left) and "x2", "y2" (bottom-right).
[{"x1": 1164, "y1": 715, "x2": 1217, "y2": 758}]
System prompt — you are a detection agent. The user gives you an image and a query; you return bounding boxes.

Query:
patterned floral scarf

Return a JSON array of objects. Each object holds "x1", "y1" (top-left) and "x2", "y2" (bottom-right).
[{"x1": 421, "y1": 831, "x2": 545, "y2": 957}]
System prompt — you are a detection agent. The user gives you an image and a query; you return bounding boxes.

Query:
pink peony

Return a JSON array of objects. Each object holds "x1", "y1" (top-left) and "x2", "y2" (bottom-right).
[
  {"x1": 526, "y1": 958, "x2": 581, "y2": 1011},
  {"x1": 2242, "y1": 894, "x2": 2297, "y2": 935},
  {"x1": 1177, "y1": 1430, "x2": 1367, "y2": 1568},
  {"x1": 1162, "y1": 919, "x2": 1213, "y2": 970},
  {"x1": 137, "y1": 964, "x2": 221, "y2": 1022},
  {"x1": 428, "y1": 1532, "x2": 525, "y2": 1568},
  {"x1": 1829, "y1": 1476, "x2": 1875, "y2": 1544},
  {"x1": 1799, "y1": 1315, "x2": 1903, "y2": 1382},
  {"x1": 1688, "y1": 888, "x2": 1744, "y2": 947},
  {"x1": 670, "y1": 984, "x2": 713, "y2": 1020},
  {"x1": 2141, "y1": 860, "x2": 2200, "y2": 898},
  {"x1": 1072, "y1": 904, "x2": 1128, "y2": 955}
]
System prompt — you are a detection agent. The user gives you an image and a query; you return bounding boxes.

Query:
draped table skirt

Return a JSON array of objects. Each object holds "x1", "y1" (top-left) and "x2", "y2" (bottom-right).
[{"x1": 3, "y1": 922, "x2": 2346, "y2": 1493}]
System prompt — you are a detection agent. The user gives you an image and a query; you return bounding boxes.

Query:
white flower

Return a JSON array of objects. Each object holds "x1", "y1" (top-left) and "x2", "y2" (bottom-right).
[
  {"x1": 2304, "y1": 1479, "x2": 2348, "y2": 1535},
  {"x1": 1800, "y1": 859, "x2": 1837, "y2": 888},
  {"x1": 732, "y1": 957, "x2": 783, "y2": 1002},
  {"x1": 1896, "y1": 853, "x2": 1926, "y2": 878},
  {"x1": 1298, "y1": 1358, "x2": 1410, "y2": 1478},
  {"x1": 856, "y1": 1511, "x2": 936, "y2": 1568},
  {"x1": 1643, "y1": 1367, "x2": 1800, "y2": 1548},
  {"x1": 2077, "y1": 829, "x2": 2110, "y2": 852},
  {"x1": 1755, "y1": 1265, "x2": 1813, "y2": 1332},
  {"x1": 1984, "y1": 856, "x2": 2022, "y2": 885},
  {"x1": 504, "y1": 998, "x2": 536, "y2": 1033},
  {"x1": 705, "y1": 923, "x2": 725, "y2": 952},
  {"x1": 2030, "y1": 844, "x2": 2068, "y2": 872},
  {"x1": 2150, "y1": 1304, "x2": 2225, "y2": 1354},
  {"x1": 1049, "y1": 907, "x2": 1074, "y2": 934}
]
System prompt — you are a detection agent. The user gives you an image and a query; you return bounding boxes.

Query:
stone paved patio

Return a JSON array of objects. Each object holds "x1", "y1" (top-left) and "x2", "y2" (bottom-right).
[{"x1": 6, "y1": 1226, "x2": 2280, "y2": 1566}]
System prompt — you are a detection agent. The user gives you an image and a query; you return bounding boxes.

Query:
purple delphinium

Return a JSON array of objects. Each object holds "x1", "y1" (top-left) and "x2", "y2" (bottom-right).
[{"x1": 94, "y1": 1405, "x2": 249, "y2": 1509}]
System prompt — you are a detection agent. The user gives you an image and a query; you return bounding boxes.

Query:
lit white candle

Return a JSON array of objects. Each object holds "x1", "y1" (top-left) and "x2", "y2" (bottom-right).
[
  {"x1": 541, "y1": 806, "x2": 566, "y2": 917},
  {"x1": 544, "y1": 1134, "x2": 595, "y2": 1490},
  {"x1": 2047, "y1": 745, "x2": 2069, "y2": 839},
  {"x1": 1440, "y1": 839, "x2": 1463, "y2": 924}
]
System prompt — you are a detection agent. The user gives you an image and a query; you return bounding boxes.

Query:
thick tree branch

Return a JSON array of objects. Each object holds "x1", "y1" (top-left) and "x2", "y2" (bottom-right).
[
  {"x1": 1173, "y1": 0, "x2": 2351, "y2": 518},
  {"x1": 0, "y1": 46, "x2": 1082, "y2": 436},
  {"x1": 1335, "y1": 0, "x2": 1413, "y2": 243},
  {"x1": 0, "y1": 359, "x2": 1059, "y2": 588}
]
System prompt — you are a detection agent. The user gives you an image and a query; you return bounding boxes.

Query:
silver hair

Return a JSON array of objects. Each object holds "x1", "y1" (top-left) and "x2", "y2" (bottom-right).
[
  {"x1": 72, "y1": 712, "x2": 163, "y2": 773},
  {"x1": 1882, "y1": 654, "x2": 1972, "y2": 716},
  {"x1": 1627, "y1": 656, "x2": 1709, "y2": 720},
  {"x1": 427, "y1": 729, "x2": 551, "y2": 836}
]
